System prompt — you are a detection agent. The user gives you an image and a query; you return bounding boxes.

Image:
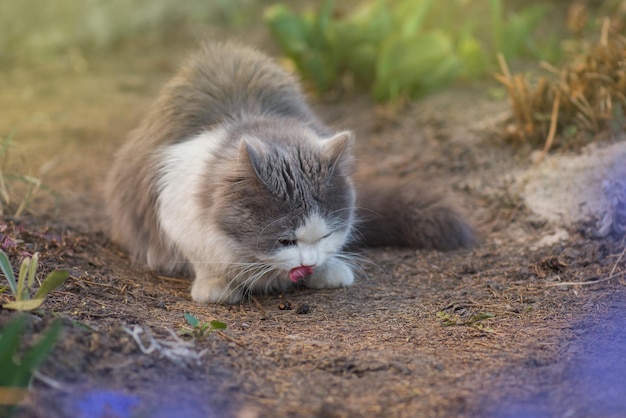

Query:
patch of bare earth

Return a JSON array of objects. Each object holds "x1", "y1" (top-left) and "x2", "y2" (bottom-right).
[{"x1": 1, "y1": 37, "x2": 625, "y2": 418}]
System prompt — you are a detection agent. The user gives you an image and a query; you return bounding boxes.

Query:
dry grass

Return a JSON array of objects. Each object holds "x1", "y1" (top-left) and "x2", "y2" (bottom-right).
[{"x1": 497, "y1": 16, "x2": 626, "y2": 153}]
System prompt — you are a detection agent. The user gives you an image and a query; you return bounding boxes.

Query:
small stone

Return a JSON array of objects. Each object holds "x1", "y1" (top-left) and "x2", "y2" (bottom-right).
[
  {"x1": 278, "y1": 301, "x2": 292, "y2": 310},
  {"x1": 296, "y1": 303, "x2": 310, "y2": 314}
]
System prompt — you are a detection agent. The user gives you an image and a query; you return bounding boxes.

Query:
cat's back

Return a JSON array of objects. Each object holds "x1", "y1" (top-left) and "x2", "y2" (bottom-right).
[{"x1": 146, "y1": 42, "x2": 320, "y2": 145}]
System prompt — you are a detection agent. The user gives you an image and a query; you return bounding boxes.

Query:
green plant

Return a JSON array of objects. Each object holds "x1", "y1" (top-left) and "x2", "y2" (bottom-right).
[
  {"x1": 0, "y1": 250, "x2": 69, "y2": 311},
  {"x1": 265, "y1": 0, "x2": 547, "y2": 101},
  {"x1": 179, "y1": 313, "x2": 226, "y2": 339},
  {"x1": 0, "y1": 315, "x2": 61, "y2": 409}
]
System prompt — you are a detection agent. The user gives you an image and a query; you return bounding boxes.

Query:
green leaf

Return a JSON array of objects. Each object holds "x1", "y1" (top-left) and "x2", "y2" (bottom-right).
[
  {"x1": 469, "y1": 312, "x2": 495, "y2": 323},
  {"x1": 16, "y1": 257, "x2": 30, "y2": 301},
  {"x1": 342, "y1": 0, "x2": 391, "y2": 44},
  {"x1": 264, "y1": 4, "x2": 309, "y2": 56},
  {"x1": 0, "y1": 315, "x2": 27, "y2": 382},
  {"x1": 18, "y1": 320, "x2": 61, "y2": 375},
  {"x1": 210, "y1": 320, "x2": 227, "y2": 330},
  {"x1": 500, "y1": 5, "x2": 545, "y2": 59},
  {"x1": 413, "y1": 54, "x2": 461, "y2": 97},
  {"x1": 475, "y1": 323, "x2": 496, "y2": 333},
  {"x1": 377, "y1": 31, "x2": 452, "y2": 80},
  {"x1": 0, "y1": 250, "x2": 17, "y2": 295},
  {"x1": 458, "y1": 34, "x2": 488, "y2": 79},
  {"x1": 33, "y1": 269, "x2": 69, "y2": 299},
  {"x1": 343, "y1": 43, "x2": 378, "y2": 85},
  {"x1": 436, "y1": 311, "x2": 457, "y2": 326},
  {"x1": 2, "y1": 298, "x2": 44, "y2": 311},
  {"x1": 8, "y1": 319, "x2": 61, "y2": 387},
  {"x1": 27, "y1": 252, "x2": 39, "y2": 289},
  {"x1": 396, "y1": 0, "x2": 435, "y2": 37},
  {"x1": 314, "y1": 0, "x2": 334, "y2": 42},
  {"x1": 184, "y1": 313, "x2": 199, "y2": 328},
  {"x1": 301, "y1": 52, "x2": 336, "y2": 92},
  {"x1": 374, "y1": 31, "x2": 459, "y2": 101}
]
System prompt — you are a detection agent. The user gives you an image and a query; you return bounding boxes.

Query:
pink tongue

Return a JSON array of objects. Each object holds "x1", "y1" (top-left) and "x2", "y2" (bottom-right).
[{"x1": 289, "y1": 265, "x2": 314, "y2": 283}]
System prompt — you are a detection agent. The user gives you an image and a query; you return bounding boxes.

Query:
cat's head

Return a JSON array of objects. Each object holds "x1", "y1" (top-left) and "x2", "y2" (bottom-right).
[{"x1": 214, "y1": 122, "x2": 355, "y2": 280}]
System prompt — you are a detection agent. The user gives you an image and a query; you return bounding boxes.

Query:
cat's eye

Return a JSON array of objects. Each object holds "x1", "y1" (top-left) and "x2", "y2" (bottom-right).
[{"x1": 278, "y1": 239, "x2": 297, "y2": 247}]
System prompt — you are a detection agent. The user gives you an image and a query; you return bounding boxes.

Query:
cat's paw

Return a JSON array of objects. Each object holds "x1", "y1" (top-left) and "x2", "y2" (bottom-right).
[
  {"x1": 191, "y1": 278, "x2": 241, "y2": 304},
  {"x1": 306, "y1": 260, "x2": 354, "y2": 289}
]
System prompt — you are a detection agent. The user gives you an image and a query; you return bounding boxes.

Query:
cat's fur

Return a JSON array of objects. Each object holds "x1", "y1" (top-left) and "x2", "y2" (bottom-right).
[{"x1": 105, "y1": 42, "x2": 475, "y2": 304}]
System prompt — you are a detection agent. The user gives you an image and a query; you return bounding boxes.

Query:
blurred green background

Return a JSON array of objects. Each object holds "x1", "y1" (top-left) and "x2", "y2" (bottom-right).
[
  {"x1": 0, "y1": 0, "x2": 623, "y2": 102},
  {"x1": 0, "y1": 0, "x2": 260, "y2": 63}
]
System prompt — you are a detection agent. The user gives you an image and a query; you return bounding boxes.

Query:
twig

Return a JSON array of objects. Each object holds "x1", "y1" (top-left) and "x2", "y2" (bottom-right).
[
  {"x1": 600, "y1": 17, "x2": 610, "y2": 46},
  {"x1": 33, "y1": 371, "x2": 68, "y2": 392},
  {"x1": 548, "y1": 270, "x2": 625, "y2": 287},
  {"x1": 608, "y1": 242, "x2": 626, "y2": 278},
  {"x1": 157, "y1": 275, "x2": 189, "y2": 284},
  {"x1": 539, "y1": 61, "x2": 561, "y2": 75},
  {"x1": 71, "y1": 276, "x2": 124, "y2": 292},
  {"x1": 549, "y1": 243, "x2": 626, "y2": 287},
  {"x1": 497, "y1": 53, "x2": 511, "y2": 80},
  {"x1": 216, "y1": 330, "x2": 245, "y2": 347},
  {"x1": 535, "y1": 90, "x2": 561, "y2": 165},
  {"x1": 14, "y1": 175, "x2": 41, "y2": 217},
  {"x1": 252, "y1": 296, "x2": 268, "y2": 316}
]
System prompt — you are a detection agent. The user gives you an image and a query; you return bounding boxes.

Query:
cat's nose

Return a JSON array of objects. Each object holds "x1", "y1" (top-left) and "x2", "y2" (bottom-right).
[{"x1": 299, "y1": 247, "x2": 318, "y2": 266}]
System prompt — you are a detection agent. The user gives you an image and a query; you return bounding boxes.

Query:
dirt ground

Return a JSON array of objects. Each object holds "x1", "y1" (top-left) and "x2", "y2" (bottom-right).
[{"x1": 1, "y1": 24, "x2": 626, "y2": 418}]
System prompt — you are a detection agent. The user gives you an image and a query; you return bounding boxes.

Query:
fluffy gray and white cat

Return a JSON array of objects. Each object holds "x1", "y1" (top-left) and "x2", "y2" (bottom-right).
[{"x1": 105, "y1": 42, "x2": 474, "y2": 304}]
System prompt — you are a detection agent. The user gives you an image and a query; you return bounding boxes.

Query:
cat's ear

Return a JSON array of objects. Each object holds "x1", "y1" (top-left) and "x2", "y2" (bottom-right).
[
  {"x1": 240, "y1": 136, "x2": 267, "y2": 181},
  {"x1": 322, "y1": 131, "x2": 354, "y2": 175}
]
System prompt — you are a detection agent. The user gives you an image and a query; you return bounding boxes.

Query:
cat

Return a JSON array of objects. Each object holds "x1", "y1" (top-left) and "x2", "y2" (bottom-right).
[{"x1": 105, "y1": 42, "x2": 475, "y2": 304}]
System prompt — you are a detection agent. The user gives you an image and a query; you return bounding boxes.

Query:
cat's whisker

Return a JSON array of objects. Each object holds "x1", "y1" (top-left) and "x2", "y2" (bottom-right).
[
  {"x1": 329, "y1": 205, "x2": 381, "y2": 218},
  {"x1": 223, "y1": 263, "x2": 277, "y2": 302},
  {"x1": 203, "y1": 262, "x2": 262, "y2": 304},
  {"x1": 175, "y1": 260, "x2": 259, "y2": 267},
  {"x1": 333, "y1": 251, "x2": 369, "y2": 274},
  {"x1": 228, "y1": 265, "x2": 263, "y2": 288},
  {"x1": 352, "y1": 205, "x2": 382, "y2": 216}
]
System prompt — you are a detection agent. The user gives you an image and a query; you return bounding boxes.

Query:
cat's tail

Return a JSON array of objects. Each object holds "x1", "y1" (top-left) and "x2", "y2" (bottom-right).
[{"x1": 353, "y1": 177, "x2": 476, "y2": 250}]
